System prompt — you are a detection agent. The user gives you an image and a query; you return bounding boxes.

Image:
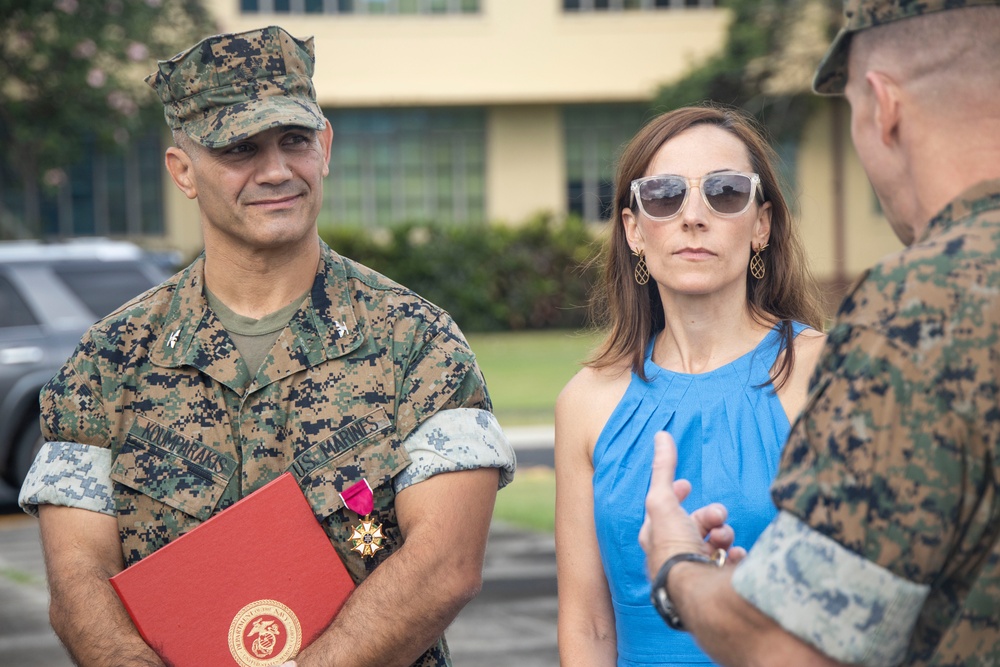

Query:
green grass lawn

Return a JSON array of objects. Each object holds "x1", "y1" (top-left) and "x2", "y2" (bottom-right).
[
  {"x1": 492, "y1": 466, "x2": 556, "y2": 533},
  {"x1": 467, "y1": 329, "x2": 602, "y2": 426},
  {"x1": 466, "y1": 329, "x2": 601, "y2": 532}
]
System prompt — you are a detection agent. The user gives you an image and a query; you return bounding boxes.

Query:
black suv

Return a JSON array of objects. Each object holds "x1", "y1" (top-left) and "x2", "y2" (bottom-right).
[{"x1": 0, "y1": 240, "x2": 171, "y2": 488}]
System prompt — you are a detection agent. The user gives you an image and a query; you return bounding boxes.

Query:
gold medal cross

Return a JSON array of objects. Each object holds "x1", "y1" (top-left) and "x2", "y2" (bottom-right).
[{"x1": 350, "y1": 516, "x2": 384, "y2": 558}]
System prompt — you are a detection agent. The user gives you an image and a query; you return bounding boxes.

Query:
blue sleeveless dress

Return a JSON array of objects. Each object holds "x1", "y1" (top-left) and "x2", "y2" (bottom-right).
[{"x1": 592, "y1": 323, "x2": 806, "y2": 666}]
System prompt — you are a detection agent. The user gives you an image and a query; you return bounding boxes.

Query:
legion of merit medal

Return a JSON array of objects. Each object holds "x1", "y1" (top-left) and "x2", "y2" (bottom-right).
[{"x1": 340, "y1": 478, "x2": 384, "y2": 558}]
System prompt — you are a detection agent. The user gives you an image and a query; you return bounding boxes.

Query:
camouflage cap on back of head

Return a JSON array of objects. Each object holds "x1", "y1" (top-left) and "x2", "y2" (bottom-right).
[
  {"x1": 813, "y1": 0, "x2": 1000, "y2": 95},
  {"x1": 145, "y1": 26, "x2": 327, "y2": 148}
]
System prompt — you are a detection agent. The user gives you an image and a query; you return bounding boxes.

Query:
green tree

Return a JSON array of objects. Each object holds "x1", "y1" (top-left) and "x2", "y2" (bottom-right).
[
  {"x1": 653, "y1": 0, "x2": 839, "y2": 144},
  {"x1": 0, "y1": 0, "x2": 214, "y2": 223}
]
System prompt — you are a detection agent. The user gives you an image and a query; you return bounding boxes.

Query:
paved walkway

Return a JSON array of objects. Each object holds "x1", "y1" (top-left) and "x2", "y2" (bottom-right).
[
  {"x1": 0, "y1": 513, "x2": 65, "y2": 667},
  {"x1": 0, "y1": 513, "x2": 557, "y2": 667},
  {"x1": 0, "y1": 425, "x2": 558, "y2": 666}
]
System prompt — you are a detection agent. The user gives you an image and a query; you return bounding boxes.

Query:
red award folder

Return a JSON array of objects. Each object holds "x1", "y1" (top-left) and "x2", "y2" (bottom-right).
[{"x1": 110, "y1": 472, "x2": 355, "y2": 667}]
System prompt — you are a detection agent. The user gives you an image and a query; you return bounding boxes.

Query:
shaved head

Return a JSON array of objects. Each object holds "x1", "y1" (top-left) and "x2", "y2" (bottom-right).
[{"x1": 850, "y1": 6, "x2": 1000, "y2": 112}]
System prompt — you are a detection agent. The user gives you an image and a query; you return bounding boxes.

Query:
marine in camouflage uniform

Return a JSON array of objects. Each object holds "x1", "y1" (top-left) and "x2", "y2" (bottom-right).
[
  {"x1": 638, "y1": 1, "x2": 1000, "y2": 665},
  {"x1": 730, "y1": 3, "x2": 1000, "y2": 664},
  {"x1": 733, "y1": 179, "x2": 1000, "y2": 665},
  {"x1": 20, "y1": 26, "x2": 514, "y2": 667}
]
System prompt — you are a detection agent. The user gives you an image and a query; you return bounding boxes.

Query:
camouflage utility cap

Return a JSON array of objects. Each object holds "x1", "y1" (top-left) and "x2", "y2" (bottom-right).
[
  {"x1": 146, "y1": 25, "x2": 327, "y2": 148},
  {"x1": 813, "y1": 0, "x2": 1000, "y2": 95}
]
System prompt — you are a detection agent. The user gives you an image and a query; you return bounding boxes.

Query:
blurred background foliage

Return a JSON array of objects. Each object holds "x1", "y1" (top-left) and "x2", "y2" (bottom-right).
[
  {"x1": 0, "y1": 0, "x2": 215, "y2": 185},
  {"x1": 655, "y1": 0, "x2": 838, "y2": 145},
  {"x1": 320, "y1": 215, "x2": 602, "y2": 332}
]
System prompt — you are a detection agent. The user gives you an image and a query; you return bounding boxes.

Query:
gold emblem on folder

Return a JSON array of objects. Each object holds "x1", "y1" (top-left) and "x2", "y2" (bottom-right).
[{"x1": 229, "y1": 599, "x2": 302, "y2": 667}]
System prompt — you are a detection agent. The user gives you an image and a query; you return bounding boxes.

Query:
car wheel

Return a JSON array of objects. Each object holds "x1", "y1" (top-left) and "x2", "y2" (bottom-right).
[{"x1": 6, "y1": 417, "x2": 45, "y2": 488}]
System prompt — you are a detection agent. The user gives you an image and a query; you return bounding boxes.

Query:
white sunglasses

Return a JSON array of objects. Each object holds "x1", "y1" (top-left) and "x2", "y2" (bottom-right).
[{"x1": 630, "y1": 171, "x2": 763, "y2": 221}]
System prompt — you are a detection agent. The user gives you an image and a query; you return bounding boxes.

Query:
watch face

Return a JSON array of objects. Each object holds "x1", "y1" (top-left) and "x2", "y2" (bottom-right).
[
  {"x1": 651, "y1": 584, "x2": 684, "y2": 631},
  {"x1": 652, "y1": 586, "x2": 669, "y2": 612},
  {"x1": 649, "y1": 552, "x2": 718, "y2": 632}
]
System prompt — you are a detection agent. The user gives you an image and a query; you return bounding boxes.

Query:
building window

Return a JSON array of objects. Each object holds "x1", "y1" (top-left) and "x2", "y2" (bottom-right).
[
  {"x1": 321, "y1": 108, "x2": 486, "y2": 228},
  {"x1": 0, "y1": 131, "x2": 165, "y2": 241},
  {"x1": 564, "y1": 104, "x2": 649, "y2": 222},
  {"x1": 774, "y1": 138, "x2": 800, "y2": 216},
  {"x1": 564, "y1": 0, "x2": 712, "y2": 9},
  {"x1": 242, "y1": 0, "x2": 479, "y2": 14}
]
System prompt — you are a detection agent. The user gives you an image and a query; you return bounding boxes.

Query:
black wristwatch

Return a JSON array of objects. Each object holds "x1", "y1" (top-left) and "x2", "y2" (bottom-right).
[{"x1": 650, "y1": 549, "x2": 727, "y2": 631}]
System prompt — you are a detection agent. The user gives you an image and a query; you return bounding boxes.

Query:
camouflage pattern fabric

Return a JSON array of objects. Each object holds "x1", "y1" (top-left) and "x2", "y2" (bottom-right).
[
  {"x1": 145, "y1": 26, "x2": 327, "y2": 148},
  {"x1": 813, "y1": 0, "x2": 1000, "y2": 94},
  {"x1": 733, "y1": 511, "x2": 930, "y2": 666},
  {"x1": 18, "y1": 442, "x2": 114, "y2": 516},
  {"x1": 743, "y1": 180, "x2": 1000, "y2": 665},
  {"x1": 394, "y1": 407, "x2": 515, "y2": 491},
  {"x1": 38, "y1": 240, "x2": 492, "y2": 667},
  {"x1": 21, "y1": 403, "x2": 513, "y2": 520}
]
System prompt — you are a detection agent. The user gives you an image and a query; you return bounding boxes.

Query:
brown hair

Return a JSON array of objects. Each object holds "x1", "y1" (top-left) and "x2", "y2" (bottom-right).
[{"x1": 587, "y1": 104, "x2": 825, "y2": 387}]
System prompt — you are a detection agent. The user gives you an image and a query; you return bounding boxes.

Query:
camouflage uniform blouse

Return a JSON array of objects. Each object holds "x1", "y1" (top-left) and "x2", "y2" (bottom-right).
[
  {"x1": 732, "y1": 180, "x2": 1000, "y2": 666},
  {"x1": 23, "y1": 241, "x2": 514, "y2": 667}
]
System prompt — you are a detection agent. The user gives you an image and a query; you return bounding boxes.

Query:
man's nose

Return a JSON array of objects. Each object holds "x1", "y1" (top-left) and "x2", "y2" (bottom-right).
[{"x1": 255, "y1": 145, "x2": 293, "y2": 183}]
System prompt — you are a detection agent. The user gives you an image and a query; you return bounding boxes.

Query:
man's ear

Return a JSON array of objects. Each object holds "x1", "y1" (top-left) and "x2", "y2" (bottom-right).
[
  {"x1": 165, "y1": 147, "x2": 197, "y2": 200},
  {"x1": 319, "y1": 120, "x2": 333, "y2": 178},
  {"x1": 866, "y1": 70, "x2": 902, "y2": 148}
]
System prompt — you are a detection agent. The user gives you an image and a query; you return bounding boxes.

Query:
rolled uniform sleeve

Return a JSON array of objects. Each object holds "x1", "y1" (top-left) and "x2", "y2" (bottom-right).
[
  {"x1": 19, "y1": 441, "x2": 115, "y2": 517},
  {"x1": 733, "y1": 315, "x2": 994, "y2": 665},
  {"x1": 389, "y1": 306, "x2": 516, "y2": 492},
  {"x1": 21, "y1": 335, "x2": 116, "y2": 518},
  {"x1": 394, "y1": 408, "x2": 516, "y2": 493},
  {"x1": 732, "y1": 511, "x2": 929, "y2": 666}
]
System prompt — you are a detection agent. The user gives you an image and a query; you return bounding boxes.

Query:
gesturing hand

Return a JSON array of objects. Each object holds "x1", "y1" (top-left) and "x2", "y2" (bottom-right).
[{"x1": 639, "y1": 432, "x2": 746, "y2": 580}]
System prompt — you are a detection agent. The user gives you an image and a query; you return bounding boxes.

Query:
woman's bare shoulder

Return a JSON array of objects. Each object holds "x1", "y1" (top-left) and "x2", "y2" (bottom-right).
[
  {"x1": 556, "y1": 361, "x2": 634, "y2": 451},
  {"x1": 559, "y1": 362, "x2": 633, "y2": 406},
  {"x1": 793, "y1": 326, "x2": 827, "y2": 367},
  {"x1": 775, "y1": 326, "x2": 828, "y2": 421}
]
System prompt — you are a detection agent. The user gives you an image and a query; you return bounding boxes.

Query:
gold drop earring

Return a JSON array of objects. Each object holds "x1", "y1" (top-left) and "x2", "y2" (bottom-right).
[
  {"x1": 750, "y1": 243, "x2": 768, "y2": 280},
  {"x1": 633, "y1": 248, "x2": 649, "y2": 285}
]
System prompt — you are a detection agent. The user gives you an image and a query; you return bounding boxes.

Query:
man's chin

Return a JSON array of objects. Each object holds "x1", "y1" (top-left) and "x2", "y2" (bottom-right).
[{"x1": 886, "y1": 216, "x2": 915, "y2": 246}]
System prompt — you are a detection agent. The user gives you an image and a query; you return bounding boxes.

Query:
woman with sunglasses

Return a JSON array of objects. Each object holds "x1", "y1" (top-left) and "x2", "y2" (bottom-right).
[{"x1": 555, "y1": 105, "x2": 827, "y2": 666}]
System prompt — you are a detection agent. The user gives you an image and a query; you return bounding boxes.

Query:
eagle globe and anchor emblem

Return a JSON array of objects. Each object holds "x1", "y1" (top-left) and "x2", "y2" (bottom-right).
[{"x1": 229, "y1": 599, "x2": 302, "y2": 667}]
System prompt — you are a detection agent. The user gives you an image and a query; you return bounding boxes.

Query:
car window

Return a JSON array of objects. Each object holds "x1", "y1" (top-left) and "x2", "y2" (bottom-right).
[
  {"x1": 0, "y1": 274, "x2": 39, "y2": 329},
  {"x1": 53, "y1": 263, "x2": 158, "y2": 319}
]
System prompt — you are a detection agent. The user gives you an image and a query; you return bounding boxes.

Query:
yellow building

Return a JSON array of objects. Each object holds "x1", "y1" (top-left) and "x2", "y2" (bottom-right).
[
  {"x1": 166, "y1": 0, "x2": 733, "y2": 253},
  {"x1": 159, "y1": 0, "x2": 900, "y2": 290}
]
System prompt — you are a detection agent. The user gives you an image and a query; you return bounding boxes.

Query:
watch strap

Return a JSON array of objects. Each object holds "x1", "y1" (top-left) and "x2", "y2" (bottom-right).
[{"x1": 650, "y1": 550, "x2": 726, "y2": 631}]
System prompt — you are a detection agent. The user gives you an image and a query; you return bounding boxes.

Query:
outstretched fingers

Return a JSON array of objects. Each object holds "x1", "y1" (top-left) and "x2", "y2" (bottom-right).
[
  {"x1": 641, "y1": 432, "x2": 744, "y2": 571},
  {"x1": 640, "y1": 432, "x2": 711, "y2": 578}
]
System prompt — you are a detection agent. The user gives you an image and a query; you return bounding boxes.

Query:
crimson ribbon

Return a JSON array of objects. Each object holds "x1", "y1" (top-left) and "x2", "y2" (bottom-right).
[{"x1": 340, "y1": 478, "x2": 374, "y2": 516}]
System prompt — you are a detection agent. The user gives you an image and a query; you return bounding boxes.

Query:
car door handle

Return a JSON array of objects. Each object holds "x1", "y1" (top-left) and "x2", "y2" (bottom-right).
[{"x1": 0, "y1": 346, "x2": 44, "y2": 365}]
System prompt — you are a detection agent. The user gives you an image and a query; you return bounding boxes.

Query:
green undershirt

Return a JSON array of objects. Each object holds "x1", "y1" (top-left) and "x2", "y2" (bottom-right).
[{"x1": 205, "y1": 287, "x2": 309, "y2": 384}]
